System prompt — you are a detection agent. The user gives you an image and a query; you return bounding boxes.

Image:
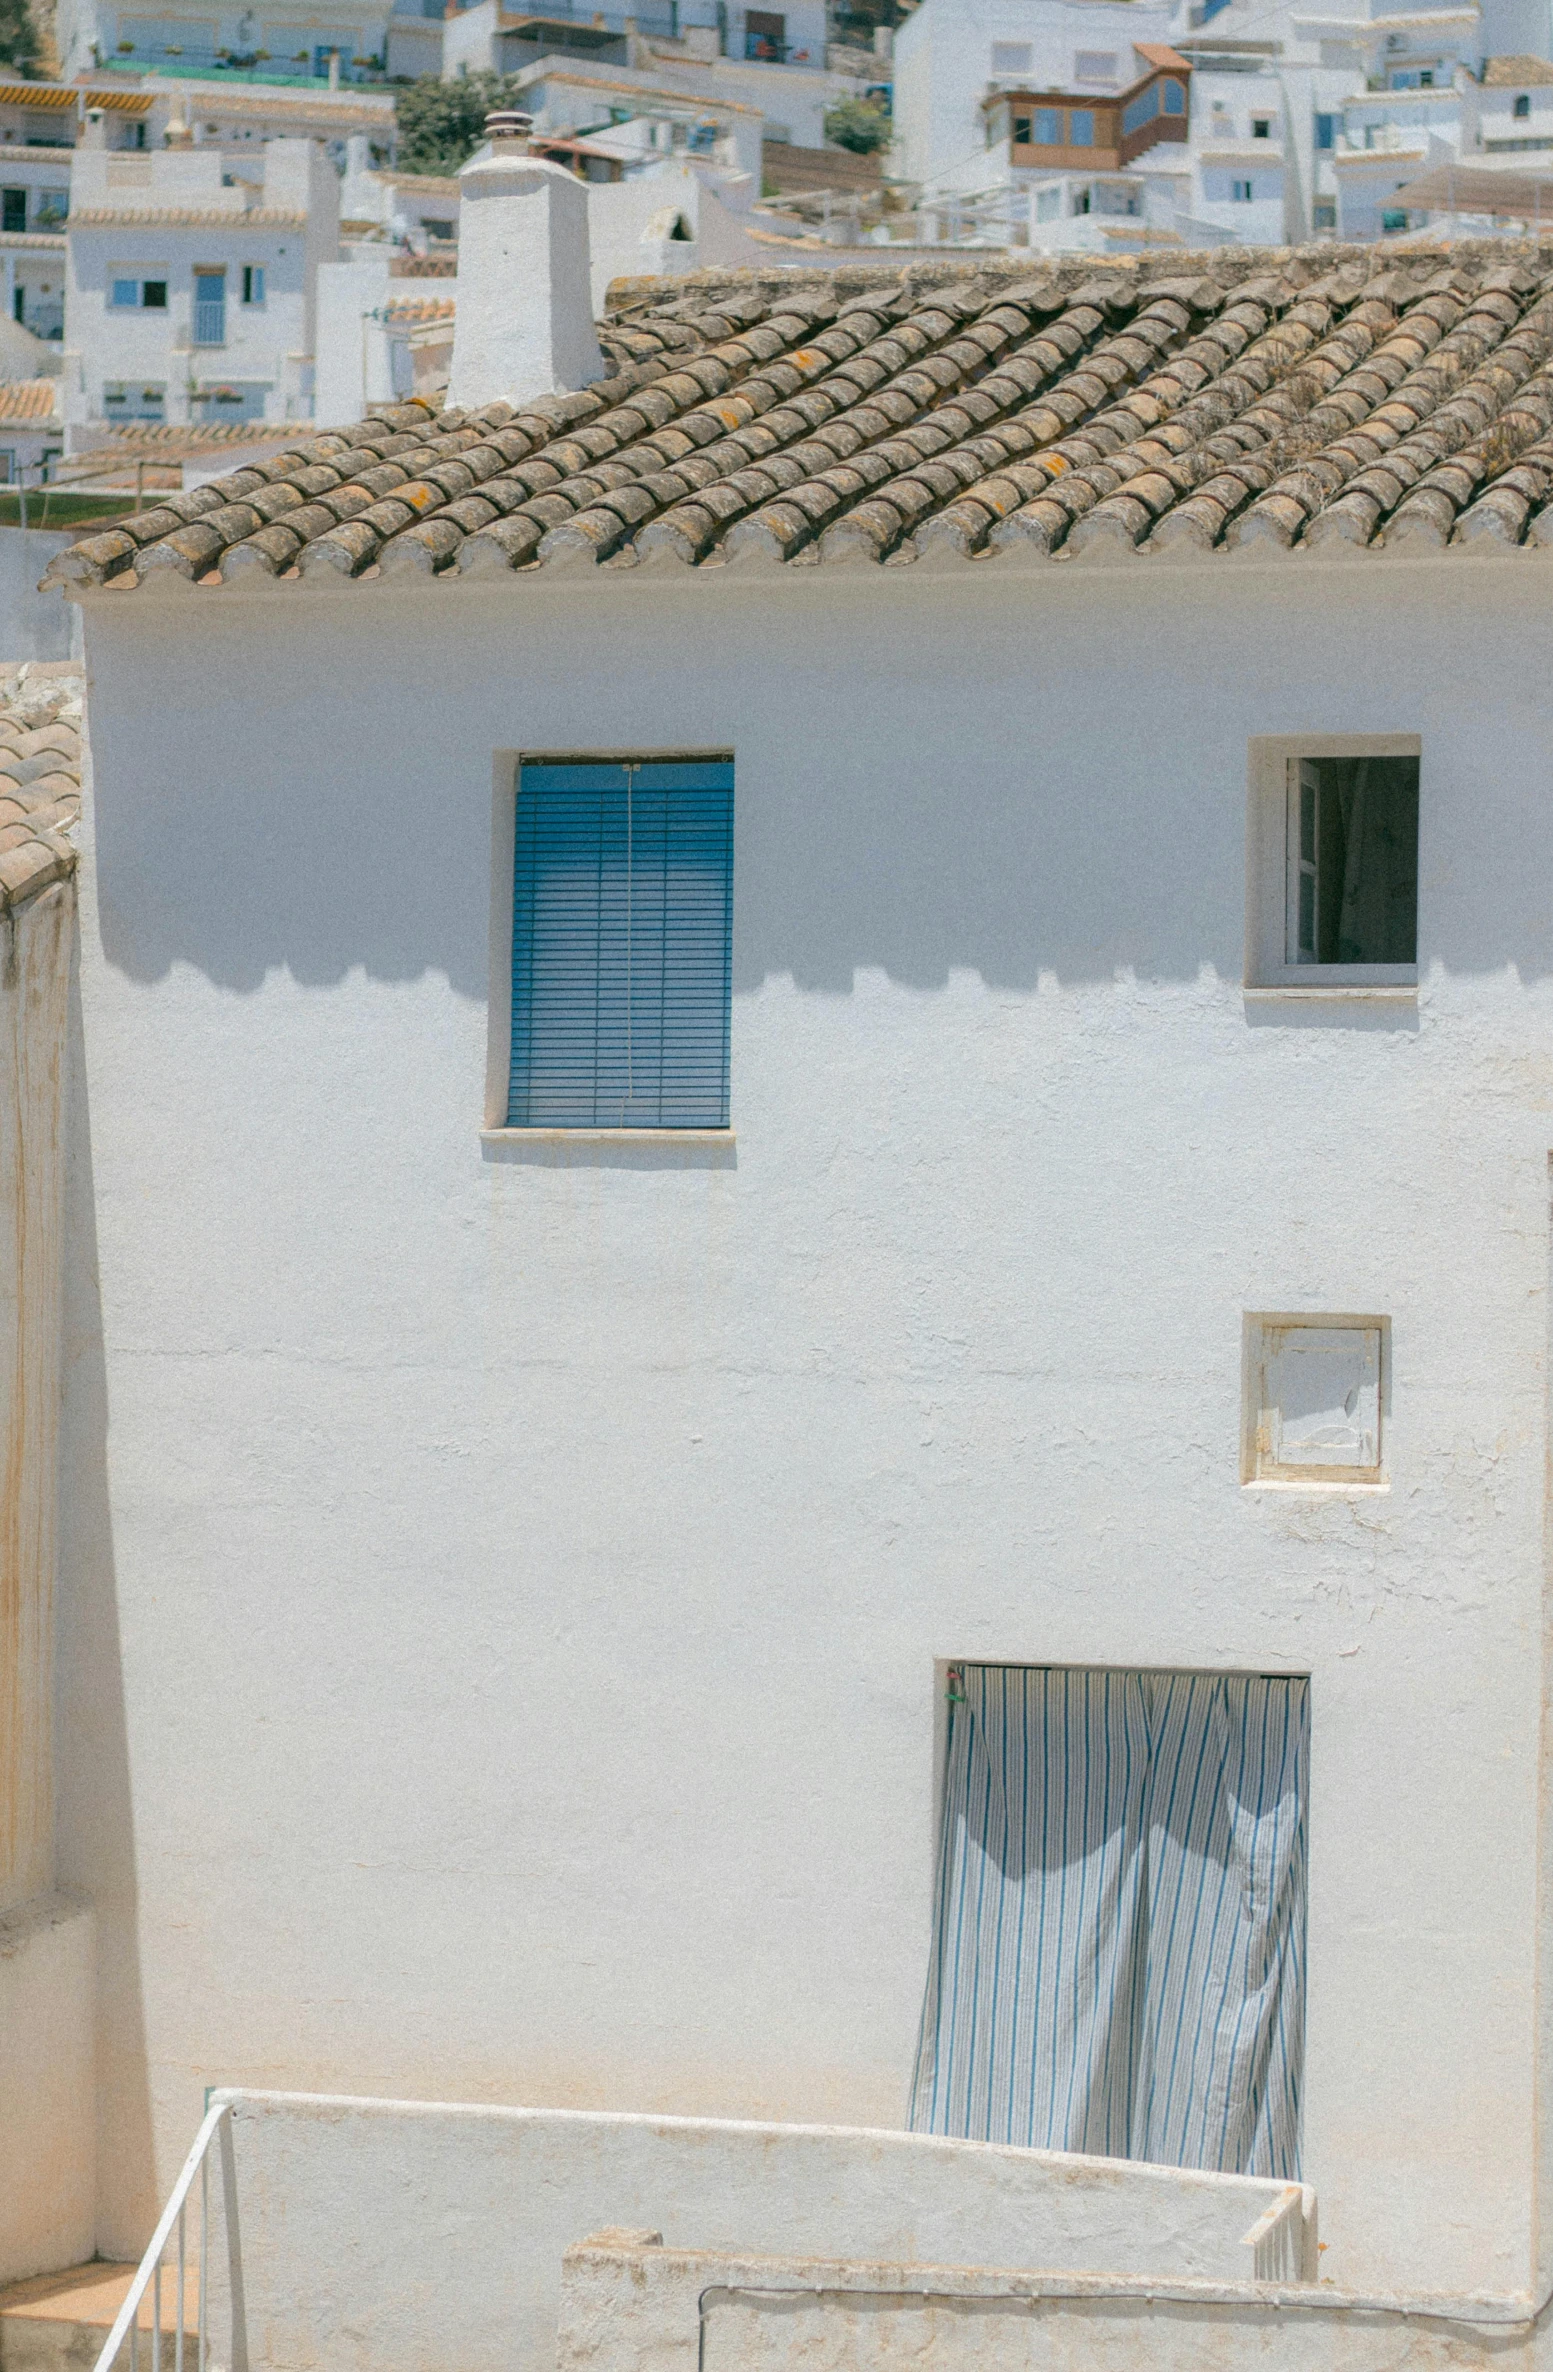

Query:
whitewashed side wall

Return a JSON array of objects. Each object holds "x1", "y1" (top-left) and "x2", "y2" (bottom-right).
[
  {"x1": 197, "y1": 2089, "x2": 1311, "y2": 2372},
  {"x1": 0, "y1": 1895, "x2": 96, "y2": 2282},
  {"x1": 58, "y1": 553, "x2": 1553, "y2": 2302},
  {"x1": 0, "y1": 857, "x2": 92, "y2": 2284},
  {"x1": 1, "y1": 874, "x2": 74, "y2": 1915}
]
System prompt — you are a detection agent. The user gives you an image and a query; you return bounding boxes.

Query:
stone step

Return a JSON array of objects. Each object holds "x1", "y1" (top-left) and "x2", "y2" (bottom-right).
[{"x1": 0, "y1": 2264, "x2": 199, "y2": 2372}]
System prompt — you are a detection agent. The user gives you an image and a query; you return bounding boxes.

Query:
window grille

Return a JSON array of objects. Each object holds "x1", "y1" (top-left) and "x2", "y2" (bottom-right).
[{"x1": 507, "y1": 758, "x2": 733, "y2": 1129}]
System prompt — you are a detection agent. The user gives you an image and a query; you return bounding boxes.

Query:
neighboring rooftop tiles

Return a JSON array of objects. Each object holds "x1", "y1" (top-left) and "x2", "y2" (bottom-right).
[
  {"x1": 0, "y1": 666, "x2": 81, "y2": 912},
  {"x1": 45, "y1": 241, "x2": 1553, "y2": 593}
]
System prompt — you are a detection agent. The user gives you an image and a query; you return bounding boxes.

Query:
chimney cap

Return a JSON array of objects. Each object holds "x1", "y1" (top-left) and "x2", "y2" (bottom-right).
[{"x1": 484, "y1": 107, "x2": 534, "y2": 145}]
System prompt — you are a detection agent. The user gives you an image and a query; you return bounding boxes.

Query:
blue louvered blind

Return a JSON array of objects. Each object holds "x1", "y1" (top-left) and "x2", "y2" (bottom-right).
[{"x1": 508, "y1": 758, "x2": 733, "y2": 1129}]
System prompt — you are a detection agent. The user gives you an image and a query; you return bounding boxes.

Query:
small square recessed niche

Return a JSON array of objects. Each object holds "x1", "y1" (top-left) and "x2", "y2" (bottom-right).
[{"x1": 1244, "y1": 1316, "x2": 1386, "y2": 1485}]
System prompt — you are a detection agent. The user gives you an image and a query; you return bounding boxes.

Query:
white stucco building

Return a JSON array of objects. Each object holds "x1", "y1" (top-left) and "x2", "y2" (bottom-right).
[
  {"x1": 7, "y1": 176, "x2": 1553, "y2": 2372},
  {"x1": 63, "y1": 131, "x2": 339, "y2": 431}
]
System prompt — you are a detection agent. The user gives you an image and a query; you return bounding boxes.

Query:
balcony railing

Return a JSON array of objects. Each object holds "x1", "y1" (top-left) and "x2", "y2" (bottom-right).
[{"x1": 99, "y1": 38, "x2": 386, "y2": 80}]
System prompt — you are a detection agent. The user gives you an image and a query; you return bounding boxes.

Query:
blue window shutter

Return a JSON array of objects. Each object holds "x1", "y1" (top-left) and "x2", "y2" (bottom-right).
[{"x1": 508, "y1": 759, "x2": 733, "y2": 1129}]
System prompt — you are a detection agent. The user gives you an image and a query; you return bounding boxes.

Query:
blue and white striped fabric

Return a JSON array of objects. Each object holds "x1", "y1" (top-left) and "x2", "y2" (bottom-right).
[{"x1": 908, "y1": 1666, "x2": 1307, "y2": 2179}]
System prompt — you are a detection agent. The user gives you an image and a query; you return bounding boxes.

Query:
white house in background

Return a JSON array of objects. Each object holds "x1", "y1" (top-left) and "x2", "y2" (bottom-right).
[
  {"x1": 63, "y1": 132, "x2": 338, "y2": 432},
  {"x1": 501, "y1": 62, "x2": 768, "y2": 184},
  {"x1": 339, "y1": 137, "x2": 460, "y2": 248},
  {"x1": 442, "y1": 8, "x2": 849, "y2": 148},
  {"x1": 0, "y1": 82, "x2": 147, "y2": 342},
  {"x1": 1477, "y1": 49, "x2": 1553, "y2": 141},
  {"x1": 893, "y1": 0, "x2": 1176, "y2": 189},
  {"x1": 54, "y1": 0, "x2": 394, "y2": 88},
  {"x1": 20, "y1": 184, "x2": 1553, "y2": 2372},
  {"x1": 0, "y1": 374, "x2": 63, "y2": 479},
  {"x1": 385, "y1": 0, "x2": 443, "y2": 78},
  {"x1": 113, "y1": 76, "x2": 398, "y2": 167},
  {"x1": 313, "y1": 246, "x2": 452, "y2": 416}
]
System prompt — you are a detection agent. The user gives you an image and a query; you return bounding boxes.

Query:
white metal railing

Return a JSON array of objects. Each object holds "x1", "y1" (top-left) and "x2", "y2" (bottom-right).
[
  {"x1": 1241, "y1": 2182, "x2": 1316, "y2": 2282},
  {"x1": 91, "y1": 2098, "x2": 232, "y2": 2372}
]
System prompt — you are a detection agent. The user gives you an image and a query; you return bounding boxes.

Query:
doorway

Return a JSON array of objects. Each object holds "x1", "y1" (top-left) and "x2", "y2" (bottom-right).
[{"x1": 908, "y1": 1665, "x2": 1308, "y2": 2177}]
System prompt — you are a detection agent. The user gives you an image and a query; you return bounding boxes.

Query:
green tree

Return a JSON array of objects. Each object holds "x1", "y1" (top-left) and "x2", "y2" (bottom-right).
[
  {"x1": 394, "y1": 71, "x2": 529, "y2": 175},
  {"x1": 823, "y1": 95, "x2": 890, "y2": 154},
  {"x1": 0, "y1": 0, "x2": 40, "y2": 79}
]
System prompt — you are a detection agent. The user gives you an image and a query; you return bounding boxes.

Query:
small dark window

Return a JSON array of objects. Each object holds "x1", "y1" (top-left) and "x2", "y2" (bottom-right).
[
  {"x1": 1419, "y1": 68, "x2": 1433, "y2": 84},
  {"x1": 1380, "y1": 205, "x2": 1408, "y2": 230},
  {"x1": 1, "y1": 188, "x2": 24, "y2": 231},
  {"x1": 1252, "y1": 115, "x2": 1271, "y2": 136},
  {"x1": 1314, "y1": 110, "x2": 1334, "y2": 148},
  {"x1": 141, "y1": 279, "x2": 167, "y2": 308},
  {"x1": 1012, "y1": 113, "x2": 1032, "y2": 141},
  {"x1": 1289, "y1": 755, "x2": 1418, "y2": 966},
  {"x1": 1515, "y1": 91, "x2": 1531, "y2": 116},
  {"x1": 422, "y1": 216, "x2": 453, "y2": 237}
]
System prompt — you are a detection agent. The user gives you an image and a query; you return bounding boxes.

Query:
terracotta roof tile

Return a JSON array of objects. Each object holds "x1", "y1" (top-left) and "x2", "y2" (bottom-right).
[
  {"x1": 0, "y1": 665, "x2": 81, "y2": 911},
  {"x1": 46, "y1": 239, "x2": 1553, "y2": 592},
  {"x1": 1482, "y1": 53, "x2": 1553, "y2": 83},
  {"x1": 0, "y1": 379, "x2": 61, "y2": 425}
]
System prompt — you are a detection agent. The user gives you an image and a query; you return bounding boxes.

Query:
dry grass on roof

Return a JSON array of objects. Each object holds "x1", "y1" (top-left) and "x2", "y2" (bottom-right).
[{"x1": 44, "y1": 237, "x2": 1553, "y2": 594}]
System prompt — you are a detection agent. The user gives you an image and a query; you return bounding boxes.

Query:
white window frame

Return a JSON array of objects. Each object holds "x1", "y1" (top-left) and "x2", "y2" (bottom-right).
[
  {"x1": 1245, "y1": 731, "x2": 1421, "y2": 995},
  {"x1": 1242, "y1": 1313, "x2": 1389, "y2": 1488}
]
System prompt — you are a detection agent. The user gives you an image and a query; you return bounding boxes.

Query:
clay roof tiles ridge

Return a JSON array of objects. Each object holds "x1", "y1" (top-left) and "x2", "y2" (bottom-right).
[
  {"x1": 0, "y1": 665, "x2": 81, "y2": 913},
  {"x1": 41, "y1": 243, "x2": 1553, "y2": 588}
]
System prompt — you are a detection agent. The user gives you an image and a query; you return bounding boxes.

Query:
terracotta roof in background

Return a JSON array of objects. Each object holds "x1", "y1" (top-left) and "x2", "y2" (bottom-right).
[
  {"x1": 0, "y1": 378, "x2": 61, "y2": 423},
  {"x1": 46, "y1": 240, "x2": 1553, "y2": 593},
  {"x1": 80, "y1": 418, "x2": 304, "y2": 452},
  {"x1": 69, "y1": 205, "x2": 307, "y2": 227},
  {"x1": 1131, "y1": 43, "x2": 1194, "y2": 70},
  {"x1": 385, "y1": 294, "x2": 456, "y2": 325},
  {"x1": 162, "y1": 83, "x2": 391, "y2": 121},
  {"x1": 384, "y1": 170, "x2": 461, "y2": 197},
  {"x1": 1482, "y1": 54, "x2": 1553, "y2": 83},
  {"x1": 0, "y1": 665, "x2": 81, "y2": 913}
]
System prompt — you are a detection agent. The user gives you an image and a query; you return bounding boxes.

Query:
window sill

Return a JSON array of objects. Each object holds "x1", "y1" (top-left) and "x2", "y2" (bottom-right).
[
  {"x1": 1243, "y1": 985, "x2": 1417, "y2": 1002},
  {"x1": 481, "y1": 1128, "x2": 733, "y2": 1145},
  {"x1": 1244, "y1": 1476, "x2": 1390, "y2": 1494},
  {"x1": 480, "y1": 1127, "x2": 736, "y2": 1168}
]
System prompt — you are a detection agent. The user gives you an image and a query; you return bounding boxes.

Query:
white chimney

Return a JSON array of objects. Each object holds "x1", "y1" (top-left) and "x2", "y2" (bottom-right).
[{"x1": 447, "y1": 111, "x2": 605, "y2": 413}]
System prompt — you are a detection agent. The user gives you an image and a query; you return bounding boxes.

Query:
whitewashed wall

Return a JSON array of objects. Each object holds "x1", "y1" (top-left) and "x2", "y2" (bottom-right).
[{"x1": 57, "y1": 552, "x2": 1553, "y2": 2306}]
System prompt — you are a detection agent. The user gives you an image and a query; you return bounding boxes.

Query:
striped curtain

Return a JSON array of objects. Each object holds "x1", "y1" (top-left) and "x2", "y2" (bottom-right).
[{"x1": 908, "y1": 1667, "x2": 1307, "y2": 2179}]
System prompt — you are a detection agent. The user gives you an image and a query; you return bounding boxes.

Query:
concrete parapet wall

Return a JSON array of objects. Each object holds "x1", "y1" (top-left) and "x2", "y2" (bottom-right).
[
  {"x1": 557, "y1": 2235, "x2": 1552, "y2": 2372},
  {"x1": 201, "y1": 2088, "x2": 1312, "y2": 2372}
]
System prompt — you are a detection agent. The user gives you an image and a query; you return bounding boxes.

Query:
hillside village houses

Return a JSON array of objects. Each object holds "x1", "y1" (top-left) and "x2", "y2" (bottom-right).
[
  {"x1": 11, "y1": 68, "x2": 1553, "y2": 2372},
  {"x1": 895, "y1": 0, "x2": 1553, "y2": 247}
]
